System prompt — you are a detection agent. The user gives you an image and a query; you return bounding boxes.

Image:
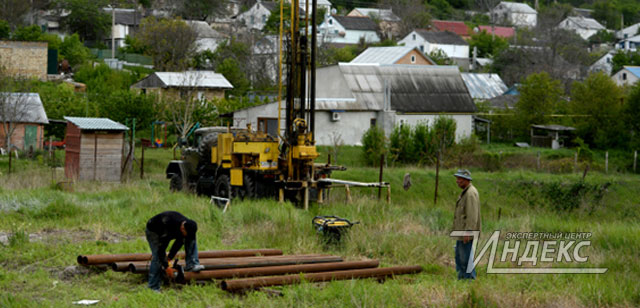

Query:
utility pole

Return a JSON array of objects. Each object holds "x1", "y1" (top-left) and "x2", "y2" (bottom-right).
[{"x1": 111, "y1": 5, "x2": 116, "y2": 59}]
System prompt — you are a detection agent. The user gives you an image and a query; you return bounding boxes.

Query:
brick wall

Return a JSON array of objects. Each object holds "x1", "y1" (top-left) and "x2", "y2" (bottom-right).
[
  {"x1": 0, "y1": 123, "x2": 44, "y2": 150},
  {"x1": 0, "y1": 41, "x2": 48, "y2": 80}
]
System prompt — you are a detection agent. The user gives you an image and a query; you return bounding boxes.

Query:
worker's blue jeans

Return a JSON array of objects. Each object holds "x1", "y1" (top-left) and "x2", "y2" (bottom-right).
[
  {"x1": 455, "y1": 240, "x2": 477, "y2": 280},
  {"x1": 145, "y1": 229, "x2": 200, "y2": 290}
]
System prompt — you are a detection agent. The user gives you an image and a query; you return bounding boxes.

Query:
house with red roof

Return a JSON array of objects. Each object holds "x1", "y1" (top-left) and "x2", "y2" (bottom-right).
[
  {"x1": 474, "y1": 25, "x2": 515, "y2": 39},
  {"x1": 431, "y1": 20, "x2": 471, "y2": 39}
]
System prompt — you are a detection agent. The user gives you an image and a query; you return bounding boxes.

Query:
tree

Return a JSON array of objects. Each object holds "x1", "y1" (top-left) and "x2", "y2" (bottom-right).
[
  {"x1": 173, "y1": 0, "x2": 228, "y2": 21},
  {"x1": 0, "y1": 74, "x2": 37, "y2": 172},
  {"x1": 11, "y1": 25, "x2": 42, "y2": 41},
  {"x1": 378, "y1": 0, "x2": 431, "y2": 36},
  {"x1": 514, "y1": 72, "x2": 564, "y2": 138},
  {"x1": 135, "y1": 17, "x2": 197, "y2": 71},
  {"x1": 468, "y1": 30, "x2": 508, "y2": 57},
  {"x1": 0, "y1": 0, "x2": 30, "y2": 29},
  {"x1": 592, "y1": 0, "x2": 620, "y2": 30},
  {"x1": 625, "y1": 83, "x2": 640, "y2": 150},
  {"x1": 0, "y1": 19, "x2": 8, "y2": 39},
  {"x1": 59, "y1": 34, "x2": 93, "y2": 66},
  {"x1": 570, "y1": 72, "x2": 626, "y2": 149},
  {"x1": 611, "y1": 50, "x2": 640, "y2": 74},
  {"x1": 59, "y1": 0, "x2": 110, "y2": 42},
  {"x1": 428, "y1": 49, "x2": 454, "y2": 65}
]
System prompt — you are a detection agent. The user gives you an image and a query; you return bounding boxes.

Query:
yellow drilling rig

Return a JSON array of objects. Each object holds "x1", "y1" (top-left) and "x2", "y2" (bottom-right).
[{"x1": 166, "y1": 0, "x2": 339, "y2": 208}]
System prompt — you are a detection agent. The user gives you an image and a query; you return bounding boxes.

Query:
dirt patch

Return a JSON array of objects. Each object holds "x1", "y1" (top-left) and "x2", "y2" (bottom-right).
[{"x1": 0, "y1": 228, "x2": 139, "y2": 246}]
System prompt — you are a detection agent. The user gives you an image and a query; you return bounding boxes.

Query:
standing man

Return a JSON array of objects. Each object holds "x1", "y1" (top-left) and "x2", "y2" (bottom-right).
[
  {"x1": 452, "y1": 169, "x2": 481, "y2": 280},
  {"x1": 145, "y1": 211, "x2": 205, "y2": 291}
]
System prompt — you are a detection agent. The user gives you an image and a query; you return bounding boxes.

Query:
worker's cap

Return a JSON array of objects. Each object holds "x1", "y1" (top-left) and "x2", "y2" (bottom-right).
[{"x1": 453, "y1": 169, "x2": 472, "y2": 181}]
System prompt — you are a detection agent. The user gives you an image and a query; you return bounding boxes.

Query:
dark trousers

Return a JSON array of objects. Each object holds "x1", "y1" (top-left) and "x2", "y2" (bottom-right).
[
  {"x1": 455, "y1": 240, "x2": 477, "y2": 280},
  {"x1": 145, "y1": 228, "x2": 200, "y2": 290}
]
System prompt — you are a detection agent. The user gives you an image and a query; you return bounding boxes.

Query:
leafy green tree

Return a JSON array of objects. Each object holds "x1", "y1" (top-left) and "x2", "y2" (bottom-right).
[
  {"x1": 593, "y1": 0, "x2": 620, "y2": 29},
  {"x1": 216, "y1": 58, "x2": 250, "y2": 97},
  {"x1": 361, "y1": 125, "x2": 387, "y2": 166},
  {"x1": 0, "y1": 20, "x2": 10, "y2": 39},
  {"x1": 611, "y1": 51, "x2": 640, "y2": 74},
  {"x1": 33, "y1": 81, "x2": 98, "y2": 138},
  {"x1": 389, "y1": 124, "x2": 415, "y2": 164},
  {"x1": 60, "y1": 0, "x2": 110, "y2": 42},
  {"x1": 588, "y1": 29, "x2": 616, "y2": 45},
  {"x1": 59, "y1": 34, "x2": 93, "y2": 66},
  {"x1": 514, "y1": 72, "x2": 564, "y2": 138},
  {"x1": 428, "y1": 49, "x2": 454, "y2": 65},
  {"x1": 136, "y1": 17, "x2": 197, "y2": 71},
  {"x1": 469, "y1": 30, "x2": 509, "y2": 58},
  {"x1": 11, "y1": 25, "x2": 42, "y2": 41},
  {"x1": 570, "y1": 72, "x2": 626, "y2": 149},
  {"x1": 98, "y1": 90, "x2": 158, "y2": 131},
  {"x1": 174, "y1": 0, "x2": 228, "y2": 21},
  {"x1": 210, "y1": 40, "x2": 252, "y2": 96},
  {"x1": 625, "y1": 83, "x2": 640, "y2": 150}
]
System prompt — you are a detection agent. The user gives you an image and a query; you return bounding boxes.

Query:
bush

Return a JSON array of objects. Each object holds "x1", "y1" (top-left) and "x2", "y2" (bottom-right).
[
  {"x1": 361, "y1": 126, "x2": 387, "y2": 166},
  {"x1": 389, "y1": 124, "x2": 414, "y2": 164}
]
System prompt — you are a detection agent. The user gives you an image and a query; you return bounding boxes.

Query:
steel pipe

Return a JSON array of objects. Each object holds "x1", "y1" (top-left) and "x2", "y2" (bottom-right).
[
  {"x1": 129, "y1": 255, "x2": 343, "y2": 274},
  {"x1": 184, "y1": 260, "x2": 379, "y2": 281},
  {"x1": 221, "y1": 266, "x2": 423, "y2": 291},
  {"x1": 77, "y1": 249, "x2": 283, "y2": 265}
]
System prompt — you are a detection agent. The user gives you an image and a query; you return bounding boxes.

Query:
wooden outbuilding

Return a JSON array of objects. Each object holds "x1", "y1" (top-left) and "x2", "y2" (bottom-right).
[{"x1": 64, "y1": 117, "x2": 129, "y2": 182}]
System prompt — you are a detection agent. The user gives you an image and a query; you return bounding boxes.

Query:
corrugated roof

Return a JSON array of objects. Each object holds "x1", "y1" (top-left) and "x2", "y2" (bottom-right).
[
  {"x1": 476, "y1": 25, "x2": 515, "y2": 38},
  {"x1": 432, "y1": 20, "x2": 470, "y2": 37},
  {"x1": 351, "y1": 8, "x2": 400, "y2": 22},
  {"x1": 64, "y1": 117, "x2": 129, "y2": 131},
  {"x1": 315, "y1": 63, "x2": 476, "y2": 113},
  {"x1": 564, "y1": 16, "x2": 604, "y2": 30},
  {"x1": 350, "y1": 46, "x2": 431, "y2": 64},
  {"x1": 185, "y1": 20, "x2": 224, "y2": 39},
  {"x1": 415, "y1": 30, "x2": 468, "y2": 45},
  {"x1": 103, "y1": 8, "x2": 143, "y2": 26},
  {"x1": 496, "y1": 1, "x2": 536, "y2": 14},
  {"x1": 132, "y1": 71, "x2": 233, "y2": 89},
  {"x1": 0, "y1": 93, "x2": 48, "y2": 124},
  {"x1": 461, "y1": 73, "x2": 508, "y2": 100},
  {"x1": 624, "y1": 66, "x2": 640, "y2": 78},
  {"x1": 332, "y1": 15, "x2": 379, "y2": 31}
]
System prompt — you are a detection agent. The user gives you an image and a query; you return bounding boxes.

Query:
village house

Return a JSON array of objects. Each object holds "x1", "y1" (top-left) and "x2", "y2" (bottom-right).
[
  {"x1": 474, "y1": 25, "x2": 515, "y2": 39},
  {"x1": 557, "y1": 16, "x2": 605, "y2": 40},
  {"x1": 398, "y1": 30, "x2": 469, "y2": 65},
  {"x1": 102, "y1": 8, "x2": 143, "y2": 49},
  {"x1": 235, "y1": 1, "x2": 280, "y2": 30},
  {"x1": 0, "y1": 93, "x2": 48, "y2": 151},
  {"x1": 348, "y1": 8, "x2": 401, "y2": 39},
  {"x1": 616, "y1": 34, "x2": 640, "y2": 52},
  {"x1": 185, "y1": 20, "x2": 227, "y2": 53},
  {"x1": 612, "y1": 66, "x2": 640, "y2": 86},
  {"x1": 350, "y1": 46, "x2": 435, "y2": 65},
  {"x1": 616, "y1": 22, "x2": 640, "y2": 40},
  {"x1": 430, "y1": 20, "x2": 470, "y2": 39},
  {"x1": 492, "y1": 1, "x2": 537, "y2": 28},
  {"x1": 589, "y1": 52, "x2": 614, "y2": 75},
  {"x1": 131, "y1": 71, "x2": 233, "y2": 101},
  {"x1": 319, "y1": 15, "x2": 380, "y2": 45},
  {"x1": 232, "y1": 63, "x2": 476, "y2": 145}
]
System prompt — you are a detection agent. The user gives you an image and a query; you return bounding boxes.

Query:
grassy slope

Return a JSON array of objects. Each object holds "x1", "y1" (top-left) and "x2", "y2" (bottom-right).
[{"x1": 0, "y1": 147, "x2": 639, "y2": 307}]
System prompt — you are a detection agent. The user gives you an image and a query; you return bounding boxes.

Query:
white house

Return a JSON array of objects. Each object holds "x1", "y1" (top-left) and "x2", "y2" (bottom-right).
[
  {"x1": 617, "y1": 23, "x2": 640, "y2": 40},
  {"x1": 185, "y1": 20, "x2": 227, "y2": 53},
  {"x1": 296, "y1": 0, "x2": 332, "y2": 15},
  {"x1": 589, "y1": 52, "x2": 614, "y2": 75},
  {"x1": 235, "y1": 1, "x2": 279, "y2": 30},
  {"x1": 557, "y1": 16, "x2": 605, "y2": 40},
  {"x1": 616, "y1": 34, "x2": 640, "y2": 52},
  {"x1": 232, "y1": 64, "x2": 476, "y2": 145},
  {"x1": 492, "y1": 1, "x2": 537, "y2": 27},
  {"x1": 102, "y1": 8, "x2": 143, "y2": 49},
  {"x1": 348, "y1": 8, "x2": 401, "y2": 38},
  {"x1": 612, "y1": 66, "x2": 640, "y2": 86},
  {"x1": 319, "y1": 16, "x2": 380, "y2": 45},
  {"x1": 398, "y1": 30, "x2": 469, "y2": 60},
  {"x1": 350, "y1": 46, "x2": 435, "y2": 65}
]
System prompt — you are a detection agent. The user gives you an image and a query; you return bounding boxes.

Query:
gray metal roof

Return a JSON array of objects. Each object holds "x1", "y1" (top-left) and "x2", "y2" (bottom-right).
[
  {"x1": 64, "y1": 117, "x2": 129, "y2": 131},
  {"x1": 564, "y1": 16, "x2": 604, "y2": 30},
  {"x1": 332, "y1": 15, "x2": 379, "y2": 31},
  {"x1": 496, "y1": 1, "x2": 536, "y2": 14},
  {"x1": 415, "y1": 30, "x2": 468, "y2": 45},
  {"x1": 461, "y1": 73, "x2": 508, "y2": 100},
  {"x1": 351, "y1": 46, "x2": 432, "y2": 65},
  {"x1": 315, "y1": 63, "x2": 476, "y2": 113},
  {"x1": 531, "y1": 124, "x2": 575, "y2": 131},
  {"x1": 352, "y1": 8, "x2": 400, "y2": 22},
  {"x1": 132, "y1": 71, "x2": 233, "y2": 89},
  {"x1": 0, "y1": 93, "x2": 48, "y2": 124},
  {"x1": 185, "y1": 20, "x2": 225, "y2": 39}
]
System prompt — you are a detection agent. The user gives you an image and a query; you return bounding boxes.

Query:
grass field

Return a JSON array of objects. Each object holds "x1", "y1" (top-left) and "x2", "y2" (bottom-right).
[{"x1": 0, "y1": 146, "x2": 639, "y2": 307}]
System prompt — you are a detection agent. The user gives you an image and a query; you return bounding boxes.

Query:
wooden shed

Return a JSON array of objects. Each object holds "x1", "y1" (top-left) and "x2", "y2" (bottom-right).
[{"x1": 64, "y1": 117, "x2": 129, "y2": 182}]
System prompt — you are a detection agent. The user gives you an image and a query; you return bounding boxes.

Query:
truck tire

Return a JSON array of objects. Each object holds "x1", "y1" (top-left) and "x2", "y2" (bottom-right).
[
  {"x1": 214, "y1": 174, "x2": 233, "y2": 207},
  {"x1": 170, "y1": 173, "x2": 183, "y2": 192},
  {"x1": 198, "y1": 133, "x2": 218, "y2": 161},
  {"x1": 235, "y1": 174, "x2": 256, "y2": 200}
]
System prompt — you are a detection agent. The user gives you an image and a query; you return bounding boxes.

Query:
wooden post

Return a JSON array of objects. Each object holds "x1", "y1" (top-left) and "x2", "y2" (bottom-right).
[
  {"x1": 605, "y1": 151, "x2": 608, "y2": 174},
  {"x1": 386, "y1": 185, "x2": 391, "y2": 204},
  {"x1": 536, "y1": 151, "x2": 541, "y2": 171},
  {"x1": 574, "y1": 152, "x2": 578, "y2": 172},
  {"x1": 434, "y1": 151, "x2": 440, "y2": 205},
  {"x1": 634, "y1": 150, "x2": 637, "y2": 173},
  {"x1": 303, "y1": 183, "x2": 309, "y2": 211},
  {"x1": 140, "y1": 143, "x2": 145, "y2": 179},
  {"x1": 378, "y1": 154, "x2": 384, "y2": 200},
  {"x1": 94, "y1": 133, "x2": 98, "y2": 181},
  {"x1": 345, "y1": 185, "x2": 352, "y2": 203},
  {"x1": 498, "y1": 207, "x2": 501, "y2": 221},
  {"x1": 49, "y1": 136, "x2": 54, "y2": 182},
  {"x1": 7, "y1": 141, "x2": 11, "y2": 175},
  {"x1": 317, "y1": 188, "x2": 323, "y2": 204}
]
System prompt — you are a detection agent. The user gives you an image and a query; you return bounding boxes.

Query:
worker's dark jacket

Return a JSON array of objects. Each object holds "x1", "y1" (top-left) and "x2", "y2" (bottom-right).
[
  {"x1": 452, "y1": 184, "x2": 481, "y2": 240},
  {"x1": 146, "y1": 211, "x2": 191, "y2": 268}
]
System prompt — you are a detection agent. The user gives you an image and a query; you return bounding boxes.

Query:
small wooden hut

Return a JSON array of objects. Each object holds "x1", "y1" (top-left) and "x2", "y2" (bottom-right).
[{"x1": 64, "y1": 117, "x2": 129, "y2": 182}]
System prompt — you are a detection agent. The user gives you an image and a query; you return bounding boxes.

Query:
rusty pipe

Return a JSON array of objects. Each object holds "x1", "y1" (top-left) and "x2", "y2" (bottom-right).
[
  {"x1": 111, "y1": 262, "x2": 131, "y2": 272},
  {"x1": 129, "y1": 255, "x2": 344, "y2": 273},
  {"x1": 184, "y1": 260, "x2": 379, "y2": 281},
  {"x1": 221, "y1": 266, "x2": 423, "y2": 291},
  {"x1": 77, "y1": 249, "x2": 283, "y2": 265}
]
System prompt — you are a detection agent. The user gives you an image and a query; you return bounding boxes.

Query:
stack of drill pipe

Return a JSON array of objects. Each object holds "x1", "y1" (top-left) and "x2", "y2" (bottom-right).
[
  {"x1": 221, "y1": 265, "x2": 424, "y2": 292},
  {"x1": 126, "y1": 254, "x2": 344, "y2": 274},
  {"x1": 77, "y1": 249, "x2": 283, "y2": 267},
  {"x1": 183, "y1": 260, "x2": 380, "y2": 281}
]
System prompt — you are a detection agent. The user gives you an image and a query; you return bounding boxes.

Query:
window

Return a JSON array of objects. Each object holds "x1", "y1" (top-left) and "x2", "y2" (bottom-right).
[
  {"x1": 329, "y1": 19, "x2": 332, "y2": 25},
  {"x1": 250, "y1": 16, "x2": 254, "y2": 24},
  {"x1": 262, "y1": 14, "x2": 267, "y2": 23},
  {"x1": 606, "y1": 57, "x2": 611, "y2": 63},
  {"x1": 420, "y1": 45, "x2": 424, "y2": 52},
  {"x1": 370, "y1": 118, "x2": 377, "y2": 127},
  {"x1": 258, "y1": 117, "x2": 279, "y2": 137},
  {"x1": 623, "y1": 73, "x2": 627, "y2": 80},
  {"x1": 412, "y1": 33, "x2": 416, "y2": 40},
  {"x1": 411, "y1": 55, "x2": 416, "y2": 63}
]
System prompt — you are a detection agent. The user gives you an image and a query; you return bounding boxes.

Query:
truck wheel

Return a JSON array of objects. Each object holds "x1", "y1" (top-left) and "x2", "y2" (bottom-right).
[
  {"x1": 214, "y1": 174, "x2": 233, "y2": 207},
  {"x1": 170, "y1": 174, "x2": 183, "y2": 192},
  {"x1": 235, "y1": 174, "x2": 255, "y2": 200}
]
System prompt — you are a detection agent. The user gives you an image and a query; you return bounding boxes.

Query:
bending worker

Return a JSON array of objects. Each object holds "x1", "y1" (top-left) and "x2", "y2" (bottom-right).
[
  {"x1": 452, "y1": 169, "x2": 481, "y2": 280},
  {"x1": 145, "y1": 211, "x2": 205, "y2": 291}
]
